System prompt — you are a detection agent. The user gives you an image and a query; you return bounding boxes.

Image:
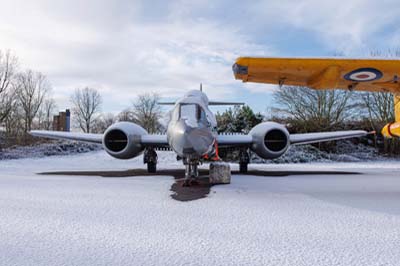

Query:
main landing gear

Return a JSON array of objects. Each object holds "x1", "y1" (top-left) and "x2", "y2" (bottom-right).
[
  {"x1": 144, "y1": 148, "x2": 157, "y2": 173},
  {"x1": 239, "y1": 150, "x2": 250, "y2": 173}
]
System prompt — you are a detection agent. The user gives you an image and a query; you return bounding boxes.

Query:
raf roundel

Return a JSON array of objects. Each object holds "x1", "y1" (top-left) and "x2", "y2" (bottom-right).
[{"x1": 344, "y1": 68, "x2": 383, "y2": 82}]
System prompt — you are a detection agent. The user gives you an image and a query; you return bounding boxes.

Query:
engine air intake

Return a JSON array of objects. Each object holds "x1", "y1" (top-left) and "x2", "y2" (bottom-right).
[
  {"x1": 104, "y1": 129, "x2": 128, "y2": 152},
  {"x1": 264, "y1": 129, "x2": 288, "y2": 152}
]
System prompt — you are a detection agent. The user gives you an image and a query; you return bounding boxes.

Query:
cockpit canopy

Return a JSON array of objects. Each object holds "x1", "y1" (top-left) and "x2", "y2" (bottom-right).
[{"x1": 171, "y1": 103, "x2": 207, "y2": 123}]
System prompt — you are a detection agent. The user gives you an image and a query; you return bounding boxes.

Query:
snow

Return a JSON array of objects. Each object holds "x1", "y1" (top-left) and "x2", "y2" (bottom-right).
[
  {"x1": 1, "y1": 151, "x2": 400, "y2": 266},
  {"x1": 1, "y1": 139, "x2": 395, "y2": 164},
  {"x1": 0, "y1": 141, "x2": 102, "y2": 160},
  {"x1": 251, "y1": 140, "x2": 394, "y2": 164}
]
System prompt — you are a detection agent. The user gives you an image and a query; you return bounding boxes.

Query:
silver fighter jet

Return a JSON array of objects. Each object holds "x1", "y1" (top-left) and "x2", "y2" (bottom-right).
[{"x1": 30, "y1": 89, "x2": 367, "y2": 184}]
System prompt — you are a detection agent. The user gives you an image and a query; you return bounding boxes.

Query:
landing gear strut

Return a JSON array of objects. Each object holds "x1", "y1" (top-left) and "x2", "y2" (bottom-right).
[
  {"x1": 183, "y1": 158, "x2": 199, "y2": 186},
  {"x1": 239, "y1": 150, "x2": 250, "y2": 173},
  {"x1": 144, "y1": 148, "x2": 157, "y2": 173}
]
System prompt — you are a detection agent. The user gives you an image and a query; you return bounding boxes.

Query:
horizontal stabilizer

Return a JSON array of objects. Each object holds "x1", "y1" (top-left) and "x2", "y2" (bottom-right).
[
  {"x1": 157, "y1": 102, "x2": 175, "y2": 105},
  {"x1": 158, "y1": 101, "x2": 244, "y2": 106},
  {"x1": 209, "y1": 101, "x2": 244, "y2": 106}
]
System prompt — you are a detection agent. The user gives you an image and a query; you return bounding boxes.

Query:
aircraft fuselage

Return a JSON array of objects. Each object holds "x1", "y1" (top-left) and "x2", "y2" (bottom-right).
[{"x1": 167, "y1": 90, "x2": 217, "y2": 159}]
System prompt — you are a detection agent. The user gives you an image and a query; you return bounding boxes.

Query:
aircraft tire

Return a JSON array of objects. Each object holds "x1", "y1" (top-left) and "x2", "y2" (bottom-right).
[
  {"x1": 239, "y1": 163, "x2": 248, "y2": 173},
  {"x1": 147, "y1": 162, "x2": 157, "y2": 173}
]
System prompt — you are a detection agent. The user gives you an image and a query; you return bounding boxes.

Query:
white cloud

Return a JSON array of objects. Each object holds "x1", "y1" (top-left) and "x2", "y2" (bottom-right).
[
  {"x1": 241, "y1": 83, "x2": 279, "y2": 94},
  {"x1": 1, "y1": 0, "x2": 399, "y2": 114},
  {"x1": 0, "y1": 0, "x2": 273, "y2": 112},
  {"x1": 250, "y1": 0, "x2": 400, "y2": 54}
]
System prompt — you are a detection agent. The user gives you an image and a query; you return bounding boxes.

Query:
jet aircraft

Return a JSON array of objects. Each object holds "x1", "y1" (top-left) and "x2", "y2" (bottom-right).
[
  {"x1": 30, "y1": 89, "x2": 367, "y2": 185},
  {"x1": 233, "y1": 57, "x2": 400, "y2": 138}
]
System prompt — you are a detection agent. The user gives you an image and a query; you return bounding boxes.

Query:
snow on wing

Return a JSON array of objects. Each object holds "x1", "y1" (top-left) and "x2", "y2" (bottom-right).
[
  {"x1": 29, "y1": 130, "x2": 170, "y2": 147},
  {"x1": 29, "y1": 130, "x2": 103, "y2": 144},
  {"x1": 217, "y1": 130, "x2": 367, "y2": 146},
  {"x1": 290, "y1": 130, "x2": 368, "y2": 145}
]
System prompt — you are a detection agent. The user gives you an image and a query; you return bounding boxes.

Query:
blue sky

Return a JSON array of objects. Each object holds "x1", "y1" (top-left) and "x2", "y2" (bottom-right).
[{"x1": 1, "y1": 0, "x2": 399, "y2": 114}]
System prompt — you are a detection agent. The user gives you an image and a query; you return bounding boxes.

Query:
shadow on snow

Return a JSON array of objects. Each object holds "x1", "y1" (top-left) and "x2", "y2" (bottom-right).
[{"x1": 38, "y1": 168, "x2": 360, "y2": 202}]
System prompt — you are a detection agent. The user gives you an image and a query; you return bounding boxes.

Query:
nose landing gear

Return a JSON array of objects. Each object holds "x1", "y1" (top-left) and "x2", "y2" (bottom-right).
[
  {"x1": 183, "y1": 158, "x2": 199, "y2": 187},
  {"x1": 182, "y1": 157, "x2": 231, "y2": 187}
]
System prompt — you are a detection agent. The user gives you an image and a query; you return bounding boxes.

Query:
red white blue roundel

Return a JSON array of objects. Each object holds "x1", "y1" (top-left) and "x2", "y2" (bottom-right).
[{"x1": 344, "y1": 68, "x2": 383, "y2": 82}]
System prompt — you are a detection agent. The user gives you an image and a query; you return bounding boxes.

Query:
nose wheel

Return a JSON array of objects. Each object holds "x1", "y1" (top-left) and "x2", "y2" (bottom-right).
[{"x1": 182, "y1": 158, "x2": 199, "y2": 187}]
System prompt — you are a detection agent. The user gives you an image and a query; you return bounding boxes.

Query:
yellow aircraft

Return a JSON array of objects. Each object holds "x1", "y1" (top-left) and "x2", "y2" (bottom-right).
[{"x1": 233, "y1": 57, "x2": 400, "y2": 138}]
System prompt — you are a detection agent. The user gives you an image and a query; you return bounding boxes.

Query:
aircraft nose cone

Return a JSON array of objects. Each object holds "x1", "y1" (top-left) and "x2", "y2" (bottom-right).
[{"x1": 170, "y1": 120, "x2": 213, "y2": 157}]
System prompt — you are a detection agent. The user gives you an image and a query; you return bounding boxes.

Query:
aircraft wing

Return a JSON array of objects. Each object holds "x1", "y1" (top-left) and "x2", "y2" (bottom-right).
[
  {"x1": 233, "y1": 57, "x2": 400, "y2": 94},
  {"x1": 289, "y1": 130, "x2": 368, "y2": 145},
  {"x1": 29, "y1": 130, "x2": 169, "y2": 147},
  {"x1": 31, "y1": 129, "x2": 367, "y2": 151},
  {"x1": 217, "y1": 130, "x2": 367, "y2": 146},
  {"x1": 141, "y1": 135, "x2": 168, "y2": 146},
  {"x1": 217, "y1": 134, "x2": 253, "y2": 146},
  {"x1": 30, "y1": 130, "x2": 103, "y2": 144}
]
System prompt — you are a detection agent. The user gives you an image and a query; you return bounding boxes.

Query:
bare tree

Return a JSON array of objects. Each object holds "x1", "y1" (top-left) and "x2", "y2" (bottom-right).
[
  {"x1": 3, "y1": 98, "x2": 24, "y2": 145},
  {"x1": 362, "y1": 92, "x2": 394, "y2": 124},
  {"x1": 0, "y1": 88, "x2": 16, "y2": 125},
  {"x1": 273, "y1": 86, "x2": 357, "y2": 132},
  {"x1": 92, "y1": 113, "x2": 116, "y2": 133},
  {"x1": 37, "y1": 98, "x2": 57, "y2": 130},
  {"x1": 71, "y1": 87, "x2": 102, "y2": 133},
  {"x1": 15, "y1": 70, "x2": 51, "y2": 132},
  {"x1": 0, "y1": 50, "x2": 18, "y2": 123},
  {"x1": 117, "y1": 108, "x2": 135, "y2": 122},
  {"x1": 131, "y1": 93, "x2": 162, "y2": 133}
]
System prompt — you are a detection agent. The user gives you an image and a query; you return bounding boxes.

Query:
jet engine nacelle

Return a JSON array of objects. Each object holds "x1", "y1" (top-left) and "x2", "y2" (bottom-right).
[
  {"x1": 102, "y1": 122, "x2": 148, "y2": 159},
  {"x1": 249, "y1": 122, "x2": 290, "y2": 159}
]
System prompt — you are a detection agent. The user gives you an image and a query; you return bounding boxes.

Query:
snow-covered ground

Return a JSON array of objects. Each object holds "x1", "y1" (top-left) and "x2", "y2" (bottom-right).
[
  {"x1": 0, "y1": 141, "x2": 102, "y2": 160},
  {"x1": 1, "y1": 139, "x2": 397, "y2": 163},
  {"x1": 1, "y1": 151, "x2": 400, "y2": 266}
]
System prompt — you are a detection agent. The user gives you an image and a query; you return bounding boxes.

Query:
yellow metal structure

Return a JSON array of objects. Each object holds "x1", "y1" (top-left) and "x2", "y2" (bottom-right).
[
  {"x1": 233, "y1": 57, "x2": 400, "y2": 93},
  {"x1": 381, "y1": 96, "x2": 400, "y2": 138},
  {"x1": 233, "y1": 57, "x2": 400, "y2": 137}
]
